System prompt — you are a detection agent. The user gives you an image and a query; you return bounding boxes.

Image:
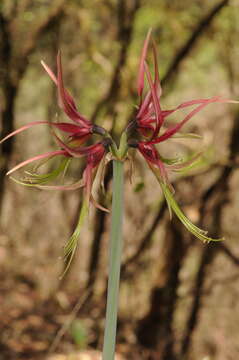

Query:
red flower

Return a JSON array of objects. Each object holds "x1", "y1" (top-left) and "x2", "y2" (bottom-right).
[
  {"x1": 130, "y1": 29, "x2": 238, "y2": 188},
  {"x1": 0, "y1": 52, "x2": 111, "y2": 210},
  {"x1": 127, "y1": 30, "x2": 238, "y2": 243}
]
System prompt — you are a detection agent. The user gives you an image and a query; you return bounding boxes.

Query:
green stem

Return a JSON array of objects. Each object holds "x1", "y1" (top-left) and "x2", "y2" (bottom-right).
[{"x1": 102, "y1": 160, "x2": 124, "y2": 360}]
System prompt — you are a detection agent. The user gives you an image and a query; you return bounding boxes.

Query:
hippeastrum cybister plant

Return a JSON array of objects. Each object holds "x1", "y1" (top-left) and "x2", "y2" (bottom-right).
[{"x1": 1, "y1": 29, "x2": 238, "y2": 359}]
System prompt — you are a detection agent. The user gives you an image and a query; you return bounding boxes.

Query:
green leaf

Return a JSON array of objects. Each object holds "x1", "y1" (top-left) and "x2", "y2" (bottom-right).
[
  {"x1": 60, "y1": 199, "x2": 88, "y2": 279},
  {"x1": 160, "y1": 182, "x2": 224, "y2": 243},
  {"x1": 10, "y1": 159, "x2": 72, "y2": 188},
  {"x1": 24, "y1": 158, "x2": 71, "y2": 184}
]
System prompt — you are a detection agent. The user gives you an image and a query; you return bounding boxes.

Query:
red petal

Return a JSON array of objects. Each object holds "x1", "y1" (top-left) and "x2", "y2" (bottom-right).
[
  {"x1": 137, "y1": 28, "x2": 152, "y2": 97},
  {"x1": 138, "y1": 142, "x2": 159, "y2": 165},
  {"x1": 144, "y1": 62, "x2": 163, "y2": 138},
  {"x1": 0, "y1": 121, "x2": 91, "y2": 146},
  {"x1": 50, "y1": 122, "x2": 91, "y2": 135},
  {"x1": 42, "y1": 59, "x2": 77, "y2": 112},
  {"x1": 90, "y1": 194, "x2": 110, "y2": 213},
  {"x1": 150, "y1": 96, "x2": 224, "y2": 144},
  {"x1": 68, "y1": 134, "x2": 91, "y2": 147},
  {"x1": 137, "y1": 90, "x2": 152, "y2": 119},
  {"x1": 7, "y1": 150, "x2": 67, "y2": 175},
  {"x1": 138, "y1": 142, "x2": 170, "y2": 185},
  {"x1": 138, "y1": 124, "x2": 155, "y2": 137},
  {"x1": 161, "y1": 97, "x2": 239, "y2": 120},
  {"x1": 161, "y1": 97, "x2": 221, "y2": 119},
  {"x1": 152, "y1": 39, "x2": 162, "y2": 98},
  {"x1": 42, "y1": 57, "x2": 91, "y2": 126},
  {"x1": 74, "y1": 142, "x2": 104, "y2": 157},
  {"x1": 0, "y1": 121, "x2": 48, "y2": 144},
  {"x1": 53, "y1": 131, "x2": 104, "y2": 159},
  {"x1": 41, "y1": 60, "x2": 57, "y2": 85},
  {"x1": 52, "y1": 132, "x2": 84, "y2": 157},
  {"x1": 55, "y1": 52, "x2": 91, "y2": 126}
]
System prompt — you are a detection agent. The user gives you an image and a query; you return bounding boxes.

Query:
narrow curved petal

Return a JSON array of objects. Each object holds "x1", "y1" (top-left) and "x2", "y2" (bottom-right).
[
  {"x1": 160, "y1": 96, "x2": 224, "y2": 119},
  {"x1": 150, "y1": 96, "x2": 224, "y2": 144},
  {"x1": 0, "y1": 120, "x2": 91, "y2": 147},
  {"x1": 52, "y1": 131, "x2": 103, "y2": 158},
  {"x1": 161, "y1": 183, "x2": 224, "y2": 242},
  {"x1": 152, "y1": 39, "x2": 162, "y2": 98},
  {"x1": 137, "y1": 90, "x2": 152, "y2": 119},
  {"x1": 57, "y1": 52, "x2": 91, "y2": 126},
  {"x1": 90, "y1": 194, "x2": 110, "y2": 213},
  {"x1": 0, "y1": 121, "x2": 49, "y2": 144},
  {"x1": 41, "y1": 60, "x2": 58, "y2": 85},
  {"x1": 7, "y1": 150, "x2": 68, "y2": 175},
  {"x1": 145, "y1": 159, "x2": 174, "y2": 218},
  {"x1": 144, "y1": 62, "x2": 163, "y2": 138},
  {"x1": 137, "y1": 28, "x2": 152, "y2": 97},
  {"x1": 68, "y1": 134, "x2": 91, "y2": 147},
  {"x1": 52, "y1": 132, "x2": 85, "y2": 158},
  {"x1": 42, "y1": 59, "x2": 78, "y2": 112},
  {"x1": 138, "y1": 142, "x2": 170, "y2": 186},
  {"x1": 147, "y1": 157, "x2": 170, "y2": 187},
  {"x1": 50, "y1": 122, "x2": 91, "y2": 135},
  {"x1": 138, "y1": 123, "x2": 155, "y2": 137}
]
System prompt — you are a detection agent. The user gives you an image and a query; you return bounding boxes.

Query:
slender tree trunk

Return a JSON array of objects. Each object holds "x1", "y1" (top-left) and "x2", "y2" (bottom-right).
[
  {"x1": 136, "y1": 219, "x2": 186, "y2": 359},
  {"x1": 0, "y1": 80, "x2": 18, "y2": 208},
  {"x1": 0, "y1": 2, "x2": 65, "y2": 211}
]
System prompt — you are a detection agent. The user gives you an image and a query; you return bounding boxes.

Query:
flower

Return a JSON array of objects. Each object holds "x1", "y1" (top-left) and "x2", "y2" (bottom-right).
[
  {"x1": 1, "y1": 30, "x2": 238, "y2": 270},
  {"x1": 128, "y1": 29, "x2": 238, "y2": 242},
  {"x1": 0, "y1": 52, "x2": 110, "y2": 203},
  {"x1": 0, "y1": 52, "x2": 114, "y2": 274}
]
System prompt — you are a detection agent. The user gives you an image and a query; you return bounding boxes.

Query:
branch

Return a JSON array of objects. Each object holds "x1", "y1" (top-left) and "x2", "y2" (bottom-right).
[
  {"x1": 0, "y1": 12, "x2": 11, "y2": 76},
  {"x1": 161, "y1": 0, "x2": 230, "y2": 87},
  {"x1": 18, "y1": 0, "x2": 65, "y2": 78},
  {"x1": 125, "y1": 0, "x2": 230, "y2": 126},
  {"x1": 219, "y1": 243, "x2": 239, "y2": 266},
  {"x1": 91, "y1": 0, "x2": 140, "y2": 123},
  {"x1": 136, "y1": 218, "x2": 186, "y2": 357},
  {"x1": 121, "y1": 201, "x2": 167, "y2": 280},
  {"x1": 180, "y1": 245, "x2": 216, "y2": 357},
  {"x1": 85, "y1": 164, "x2": 113, "y2": 291},
  {"x1": 181, "y1": 109, "x2": 239, "y2": 358}
]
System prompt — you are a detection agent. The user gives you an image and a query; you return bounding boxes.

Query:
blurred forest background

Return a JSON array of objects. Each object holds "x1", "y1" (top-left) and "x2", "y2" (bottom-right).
[{"x1": 1, "y1": 0, "x2": 239, "y2": 359}]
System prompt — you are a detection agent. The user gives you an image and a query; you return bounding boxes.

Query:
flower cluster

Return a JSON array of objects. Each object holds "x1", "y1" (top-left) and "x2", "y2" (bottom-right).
[{"x1": 1, "y1": 30, "x2": 238, "y2": 270}]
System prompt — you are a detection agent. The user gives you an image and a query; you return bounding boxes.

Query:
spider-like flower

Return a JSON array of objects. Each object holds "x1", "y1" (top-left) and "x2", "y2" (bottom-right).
[
  {"x1": 0, "y1": 52, "x2": 112, "y2": 272},
  {"x1": 0, "y1": 52, "x2": 110, "y2": 207},
  {"x1": 1, "y1": 30, "x2": 238, "y2": 271},
  {"x1": 127, "y1": 29, "x2": 238, "y2": 242}
]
